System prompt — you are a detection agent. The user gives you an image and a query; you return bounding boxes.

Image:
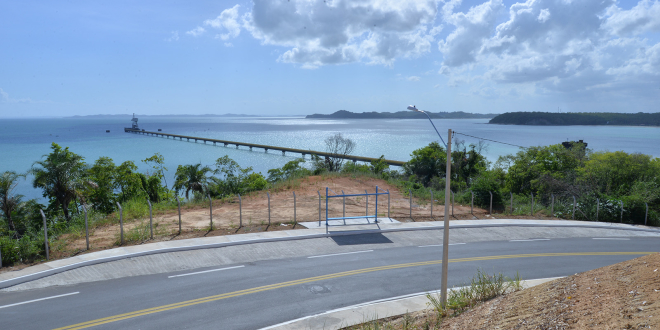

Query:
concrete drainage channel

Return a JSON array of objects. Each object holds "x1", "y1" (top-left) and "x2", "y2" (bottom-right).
[{"x1": 1, "y1": 220, "x2": 659, "y2": 290}]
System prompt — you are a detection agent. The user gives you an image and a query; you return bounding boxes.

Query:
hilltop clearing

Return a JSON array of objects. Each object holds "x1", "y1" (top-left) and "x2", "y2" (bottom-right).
[{"x1": 1, "y1": 175, "x2": 490, "y2": 273}]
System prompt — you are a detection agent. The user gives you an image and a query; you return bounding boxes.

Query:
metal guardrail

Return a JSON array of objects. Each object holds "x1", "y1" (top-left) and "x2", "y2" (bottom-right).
[{"x1": 124, "y1": 128, "x2": 406, "y2": 166}]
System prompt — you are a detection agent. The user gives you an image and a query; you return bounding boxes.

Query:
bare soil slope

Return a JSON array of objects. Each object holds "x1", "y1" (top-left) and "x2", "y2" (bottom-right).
[{"x1": 440, "y1": 253, "x2": 660, "y2": 329}]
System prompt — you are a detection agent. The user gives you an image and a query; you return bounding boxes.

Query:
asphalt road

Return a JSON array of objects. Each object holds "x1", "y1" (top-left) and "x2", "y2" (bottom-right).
[{"x1": 1, "y1": 236, "x2": 658, "y2": 330}]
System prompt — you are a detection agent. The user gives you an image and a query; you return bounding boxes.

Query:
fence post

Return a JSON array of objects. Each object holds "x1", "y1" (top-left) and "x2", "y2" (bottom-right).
[
  {"x1": 451, "y1": 191, "x2": 454, "y2": 217},
  {"x1": 620, "y1": 201, "x2": 624, "y2": 223},
  {"x1": 530, "y1": 193, "x2": 534, "y2": 217},
  {"x1": 374, "y1": 186, "x2": 379, "y2": 224},
  {"x1": 83, "y1": 205, "x2": 90, "y2": 250},
  {"x1": 116, "y1": 202, "x2": 124, "y2": 245},
  {"x1": 341, "y1": 190, "x2": 345, "y2": 219},
  {"x1": 387, "y1": 189, "x2": 390, "y2": 219},
  {"x1": 510, "y1": 192, "x2": 513, "y2": 214},
  {"x1": 551, "y1": 194, "x2": 555, "y2": 218},
  {"x1": 470, "y1": 191, "x2": 474, "y2": 215},
  {"x1": 489, "y1": 191, "x2": 493, "y2": 215},
  {"x1": 176, "y1": 196, "x2": 181, "y2": 235},
  {"x1": 430, "y1": 189, "x2": 433, "y2": 218},
  {"x1": 208, "y1": 194, "x2": 213, "y2": 229},
  {"x1": 267, "y1": 192, "x2": 271, "y2": 226},
  {"x1": 238, "y1": 194, "x2": 242, "y2": 227},
  {"x1": 39, "y1": 210, "x2": 49, "y2": 260},
  {"x1": 365, "y1": 190, "x2": 369, "y2": 216},
  {"x1": 147, "y1": 199, "x2": 153, "y2": 239},
  {"x1": 645, "y1": 203, "x2": 648, "y2": 226},
  {"x1": 318, "y1": 190, "x2": 321, "y2": 227},
  {"x1": 409, "y1": 189, "x2": 412, "y2": 219},
  {"x1": 293, "y1": 191, "x2": 297, "y2": 225},
  {"x1": 596, "y1": 198, "x2": 599, "y2": 222},
  {"x1": 572, "y1": 196, "x2": 576, "y2": 220}
]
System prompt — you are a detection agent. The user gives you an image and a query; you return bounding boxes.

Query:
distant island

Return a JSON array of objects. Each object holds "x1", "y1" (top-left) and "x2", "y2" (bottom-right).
[
  {"x1": 489, "y1": 112, "x2": 660, "y2": 126},
  {"x1": 306, "y1": 110, "x2": 496, "y2": 119}
]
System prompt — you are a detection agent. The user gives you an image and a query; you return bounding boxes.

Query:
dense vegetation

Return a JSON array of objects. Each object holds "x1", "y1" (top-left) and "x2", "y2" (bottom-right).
[
  {"x1": 489, "y1": 112, "x2": 660, "y2": 126},
  {"x1": 306, "y1": 110, "x2": 495, "y2": 119},
  {"x1": 1, "y1": 138, "x2": 658, "y2": 267}
]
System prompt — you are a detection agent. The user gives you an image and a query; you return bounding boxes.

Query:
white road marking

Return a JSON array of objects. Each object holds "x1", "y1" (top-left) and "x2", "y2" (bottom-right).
[
  {"x1": 0, "y1": 292, "x2": 79, "y2": 310},
  {"x1": 509, "y1": 239, "x2": 550, "y2": 242},
  {"x1": 418, "y1": 243, "x2": 466, "y2": 247},
  {"x1": 168, "y1": 265, "x2": 245, "y2": 278},
  {"x1": 592, "y1": 238, "x2": 630, "y2": 240},
  {"x1": 307, "y1": 250, "x2": 373, "y2": 259}
]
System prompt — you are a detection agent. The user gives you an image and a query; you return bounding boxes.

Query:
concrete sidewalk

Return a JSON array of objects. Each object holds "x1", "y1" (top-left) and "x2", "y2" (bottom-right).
[
  {"x1": 1, "y1": 219, "x2": 658, "y2": 289},
  {"x1": 262, "y1": 277, "x2": 563, "y2": 330}
]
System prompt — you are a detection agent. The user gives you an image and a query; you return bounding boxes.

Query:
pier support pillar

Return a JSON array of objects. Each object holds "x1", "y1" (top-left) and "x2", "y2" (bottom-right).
[
  {"x1": 249, "y1": 146, "x2": 252, "y2": 151},
  {"x1": 265, "y1": 148, "x2": 268, "y2": 153},
  {"x1": 236, "y1": 145, "x2": 239, "y2": 149},
  {"x1": 224, "y1": 143, "x2": 228, "y2": 147},
  {"x1": 213, "y1": 142, "x2": 216, "y2": 145},
  {"x1": 282, "y1": 150, "x2": 285, "y2": 156}
]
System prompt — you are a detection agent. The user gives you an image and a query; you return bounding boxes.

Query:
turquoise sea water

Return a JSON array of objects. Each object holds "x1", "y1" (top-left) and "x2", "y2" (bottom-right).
[{"x1": 1, "y1": 116, "x2": 658, "y2": 200}]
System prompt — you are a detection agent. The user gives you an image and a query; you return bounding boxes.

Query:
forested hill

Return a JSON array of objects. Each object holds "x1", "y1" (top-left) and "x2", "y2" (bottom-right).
[
  {"x1": 306, "y1": 110, "x2": 495, "y2": 119},
  {"x1": 489, "y1": 112, "x2": 660, "y2": 126}
]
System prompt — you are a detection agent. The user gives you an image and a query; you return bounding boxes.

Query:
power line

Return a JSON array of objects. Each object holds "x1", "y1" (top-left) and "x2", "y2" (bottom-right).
[{"x1": 453, "y1": 132, "x2": 528, "y2": 149}]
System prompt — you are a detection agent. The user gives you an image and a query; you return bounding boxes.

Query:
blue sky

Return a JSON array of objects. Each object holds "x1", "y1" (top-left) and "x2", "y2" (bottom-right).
[{"x1": 1, "y1": 0, "x2": 659, "y2": 117}]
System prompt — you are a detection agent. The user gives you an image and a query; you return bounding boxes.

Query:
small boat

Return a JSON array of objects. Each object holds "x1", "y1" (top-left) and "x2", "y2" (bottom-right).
[{"x1": 106, "y1": 130, "x2": 110, "y2": 133}]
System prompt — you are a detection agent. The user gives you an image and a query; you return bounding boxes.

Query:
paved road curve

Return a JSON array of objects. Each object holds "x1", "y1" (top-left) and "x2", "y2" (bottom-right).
[{"x1": 1, "y1": 236, "x2": 658, "y2": 330}]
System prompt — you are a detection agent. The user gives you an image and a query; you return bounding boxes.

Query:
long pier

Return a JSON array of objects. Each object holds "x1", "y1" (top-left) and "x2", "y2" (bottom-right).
[{"x1": 125, "y1": 128, "x2": 406, "y2": 166}]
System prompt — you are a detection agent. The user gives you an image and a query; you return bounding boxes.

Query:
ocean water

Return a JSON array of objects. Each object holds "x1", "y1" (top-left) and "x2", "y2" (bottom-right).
[{"x1": 1, "y1": 116, "x2": 658, "y2": 200}]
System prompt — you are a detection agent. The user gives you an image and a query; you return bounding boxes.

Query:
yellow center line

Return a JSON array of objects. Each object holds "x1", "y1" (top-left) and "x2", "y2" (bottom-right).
[{"x1": 54, "y1": 251, "x2": 655, "y2": 330}]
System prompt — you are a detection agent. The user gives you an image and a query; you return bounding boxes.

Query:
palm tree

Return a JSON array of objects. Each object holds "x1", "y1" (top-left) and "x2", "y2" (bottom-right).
[
  {"x1": 173, "y1": 164, "x2": 212, "y2": 200},
  {"x1": 30, "y1": 143, "x2": 88, "y2": 220},
  {"x1": 0, "y1": 171, "x2": 25, "y2": 232}
]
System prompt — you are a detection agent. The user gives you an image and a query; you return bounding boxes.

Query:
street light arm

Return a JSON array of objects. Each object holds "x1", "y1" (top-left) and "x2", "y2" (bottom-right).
[{"x1": 420, "y1": 111, "x2": 447, "y2": 148}]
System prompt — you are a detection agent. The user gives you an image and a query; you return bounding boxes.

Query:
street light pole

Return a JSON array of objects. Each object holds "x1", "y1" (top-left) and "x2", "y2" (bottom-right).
[
  {"x1": 408, "y1": 105, "x2": 451, "y2": 307},
  {"x1": 441, "y1": 129, "x2": 451, "y2": 306}
]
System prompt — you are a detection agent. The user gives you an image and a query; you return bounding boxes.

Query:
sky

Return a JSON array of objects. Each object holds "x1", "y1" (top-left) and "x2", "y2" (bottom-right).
[{"x1": 1, "y1": 0, "x2": 659, "y2": 117}]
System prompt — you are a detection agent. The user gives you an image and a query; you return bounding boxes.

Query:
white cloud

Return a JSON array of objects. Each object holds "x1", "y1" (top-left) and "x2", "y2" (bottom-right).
[
  {"x1": 0, "y1": 88, "x2": 34, "y2": 104},
  {"x1": 205, "y1": 4, "x2": 242, "y2": 40},
  {"x1": 166, "y1": 31, "x2": 179, "y2": 42},
  {"x1": 244, "y1": 0, "x2": 440, "y2": 68},
  {"x1": 438, "y1": 0, "x2": 503, "y2": 67},
  {"x1": 604, "y1": 0, "x2": 660, "y2": 36},
  {"x1": 435, "y1": 0, "x2": 660, "y2": 101},
  {"x1": 186, "y1": 26, "x2": 206, "y2": 37},
  {"x1": 537, "y1": 8, "x2": 550, "y2": 23},
  {"x1": 0, "y1": 88, "x2": 8, "y2": 102},
  {"x1": 407, "y1": 76, "x2": 421, "y2": 81}
]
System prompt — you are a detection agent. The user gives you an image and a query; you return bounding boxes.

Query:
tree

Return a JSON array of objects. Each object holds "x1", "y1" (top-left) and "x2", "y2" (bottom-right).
[
  {"x1": 210, "y1": 156, "x2": 267, "y2": 197},
  {"x1": 174, "y1": 163, "x2": 211, "y2": 200},
  {"x1": 404, "y1": 142, "x2": 447, "y2": 187},
  {"x1": 142, "y1": 153, "x2": 168, "y2": 188},
  {"x1": 115, "y1": 161, "x2": 145, "y2": 202},
  {"x1": 30, "y1": 143, "x2": 88, "y2": 220},
  {"x1": 87, "y1": 157, "x2": 117, "y2": 213},
  {"x1": 0, "y1": 171, "x2": 25, "y2": 232},
  {"x1": 323, "y1": 133, "x2": 356, "y2": 172},
  {"x1": 497, "y1": 143, "x2": 586, "y2": 195},
  {"x1": 267, "y1": 158, "x2": 310, "y2": 183}
]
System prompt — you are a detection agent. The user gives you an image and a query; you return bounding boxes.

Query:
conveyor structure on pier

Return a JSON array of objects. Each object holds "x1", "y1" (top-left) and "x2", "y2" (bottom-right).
[{"x1": 124, "y1": 128, "x2": 405, "y2": 166}]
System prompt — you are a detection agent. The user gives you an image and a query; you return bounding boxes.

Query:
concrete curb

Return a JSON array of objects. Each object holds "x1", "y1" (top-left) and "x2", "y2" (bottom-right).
[
  {"x1": 1, "y1": 219, "x2": 658, "y2": 289},
  {"x1": 261, "y1": 277, "x2": 565, "y2": 330}
]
